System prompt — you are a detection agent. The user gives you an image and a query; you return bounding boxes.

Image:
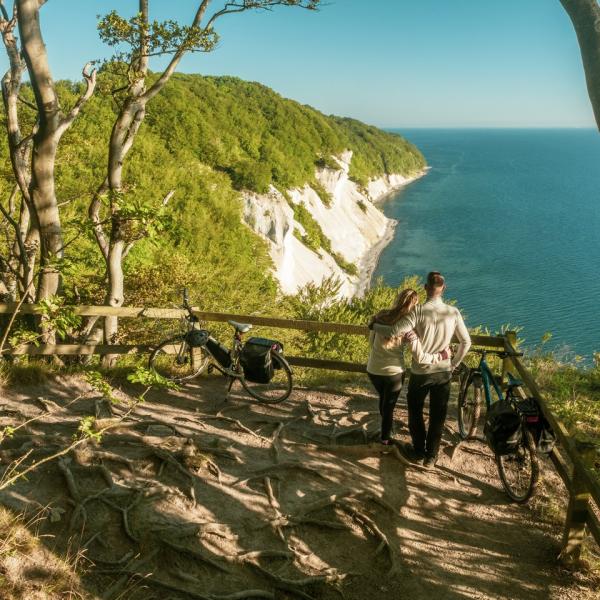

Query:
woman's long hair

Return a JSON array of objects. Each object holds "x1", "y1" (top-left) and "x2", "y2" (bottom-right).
[{"x1": 369, "y1": 288, "x2": 419, "y2": 327}]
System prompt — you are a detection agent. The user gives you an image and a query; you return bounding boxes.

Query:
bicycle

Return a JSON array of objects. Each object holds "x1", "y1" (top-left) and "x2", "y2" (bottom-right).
[
  {"x1": 456, "y1": 348, "x2": 540, "y2": 503},
  {"x1": 148, "y1": 289, "x2": 293, "y2": 404}
]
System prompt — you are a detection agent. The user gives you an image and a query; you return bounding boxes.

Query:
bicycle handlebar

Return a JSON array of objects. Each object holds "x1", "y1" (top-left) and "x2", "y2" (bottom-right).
[{"x1": 181, "y1": 287, "x2": 196, "y2": 319}]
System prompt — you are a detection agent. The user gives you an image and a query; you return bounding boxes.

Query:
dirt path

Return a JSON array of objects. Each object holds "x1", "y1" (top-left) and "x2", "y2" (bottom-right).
[{"x1": 0, "y1": 373, "x2": 597, "y2": 600}]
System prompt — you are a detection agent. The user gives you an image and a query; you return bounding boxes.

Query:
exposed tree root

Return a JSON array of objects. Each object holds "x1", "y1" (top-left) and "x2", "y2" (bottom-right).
[
  {"x1": 99, "y1": 549, "x2": 160, "y2": 600},
  {"x1": 248, "y1": 560, "x2": 345, "y2": 588},
  {"x1": 74, "y1": 446, "x2": 136, "y2": 473},
  {"x1": 100, "y1": 491, "x2": 143, "y2": 543},
  {"x1": 271, "y1": 421, "x2": 285, "y2": 462},
  {"x1": 235, "y1": 461, "x2": 329, "y2": 486},
  {"x1": 263, "y1": 476, "x2": 286, "y2": 541},
  {"x1": 329, "y1": 422, "x2": 372, "y2": 445},
  {"x1": 36, "y1": 396, "x2": 60, "y2": 413},
  {"x1": 152, "y1": 447, "x2": 198, "y2": 503},
  {"x1": 230, "y1": 549, "x2": 293, "y2": 563},
  {"x1": 200, "y1": 415, "x2": 267, "y2": 440},
  {"x1": 95, "y1": 398, "x2": 114, "y2": 419},
  {"x1": 338, "y1": 499, "x2": 399, "y2": 575},
  {"x1": 108, "y1": 569, "x2": 276, "y2": 600},
  {"x1": 150, "y1": 521, "x2": 235, "y2": 541},
  {"x1": 304, "y1": 398, "x2": 319, "y2": 423},
  {"x1": 161, "y1": 537, "x2": 232, "y2": 574}
]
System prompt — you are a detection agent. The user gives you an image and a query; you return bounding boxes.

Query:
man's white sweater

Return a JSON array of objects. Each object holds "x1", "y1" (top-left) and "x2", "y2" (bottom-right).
[{"x1": 373, "y1": 296, "x2": 471, "y2": 375}]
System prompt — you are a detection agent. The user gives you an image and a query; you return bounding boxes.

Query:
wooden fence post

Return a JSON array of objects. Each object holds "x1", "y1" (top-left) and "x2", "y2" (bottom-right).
[
  {"x1": 559, "y1": 468, "x2": 590, "y2": 564},
  {"x1": 502, "y1": 330, "x2": 518, "y2": 384}
]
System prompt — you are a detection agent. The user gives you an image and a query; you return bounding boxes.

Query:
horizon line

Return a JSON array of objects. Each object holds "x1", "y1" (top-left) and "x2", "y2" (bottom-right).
[{"x1": 383, "y1": 125, "x2": 597, "y2": 130}]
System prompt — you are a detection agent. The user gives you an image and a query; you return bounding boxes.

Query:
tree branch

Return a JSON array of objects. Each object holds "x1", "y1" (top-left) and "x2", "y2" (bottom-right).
[
  {"x1": 141, "y1": 0, "x2": 212, "y2": 103},
  {"x1": 0, "y1": 185, "x2": 28, "y2": 274},
  {"x1": 17, "y1": 94, "x2": 37, "y2": 111},
  {"x1": 89, "y1": 192, "x2": 110, "y2": 263},
  {"x1": 56, "y1": 62, "x2": 97, "y2": 137},
  {"x1": 206, "y1": 0, "x2": 320, "y2": 30}
]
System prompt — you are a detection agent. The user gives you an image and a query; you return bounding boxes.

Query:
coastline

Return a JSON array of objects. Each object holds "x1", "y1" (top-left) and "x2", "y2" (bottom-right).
[
  {"x1": 355, "y1": 217, "x2": 398, "y2": 295},
  {"x1": 356, "y1": 167, "x2": 429, "y2": 296}
]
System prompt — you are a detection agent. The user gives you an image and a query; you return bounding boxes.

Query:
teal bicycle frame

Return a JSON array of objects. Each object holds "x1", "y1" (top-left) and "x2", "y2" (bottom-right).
[{"x1": 466, "y1": 349, "x2": 521, "y2": 409}]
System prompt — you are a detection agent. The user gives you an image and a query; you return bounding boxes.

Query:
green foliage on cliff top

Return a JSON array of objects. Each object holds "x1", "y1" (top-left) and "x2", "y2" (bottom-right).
[
  {"x1": 1, "y1": 71, "x2": 424, "y2": 321},
  {"x1": 147, "y1": 74, "x2": 426, "y2": 191}
]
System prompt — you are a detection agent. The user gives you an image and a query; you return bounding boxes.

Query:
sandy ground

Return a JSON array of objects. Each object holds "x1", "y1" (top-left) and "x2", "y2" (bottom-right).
[{"x1": 0, "y1": 373, "x2": 598, "y2": 600}]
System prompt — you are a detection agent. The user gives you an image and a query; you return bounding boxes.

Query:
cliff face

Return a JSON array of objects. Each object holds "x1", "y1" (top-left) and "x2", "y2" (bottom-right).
[{"x1": 242, "y1": 151, "x2": 423, "y2": 297}]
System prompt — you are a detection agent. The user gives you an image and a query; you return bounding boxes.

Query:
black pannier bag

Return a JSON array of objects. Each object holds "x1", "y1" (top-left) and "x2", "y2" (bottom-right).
[
  {"x1": 484, "y1": 399, "x2": 522, "y2": 455},
  {"x1": 516, "y1": 397, "x2": 556, "y2": 455},
  {"x1": 205, "y1": 336, "x2": 232, "y2": 368},
  {"x1": 240, "y1": 337, "x2": 283, "y2": 383}
]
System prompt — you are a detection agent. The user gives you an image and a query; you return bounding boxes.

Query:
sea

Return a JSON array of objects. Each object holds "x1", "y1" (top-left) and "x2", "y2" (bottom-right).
[{"x1": 374, "y1": 129, "x2": 600, "y2": 363}]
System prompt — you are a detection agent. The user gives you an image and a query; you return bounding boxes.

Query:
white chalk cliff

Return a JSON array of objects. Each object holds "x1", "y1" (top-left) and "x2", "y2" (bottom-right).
[{"x1": 242, "y1": 150, "x2": 423, "y2": 298}]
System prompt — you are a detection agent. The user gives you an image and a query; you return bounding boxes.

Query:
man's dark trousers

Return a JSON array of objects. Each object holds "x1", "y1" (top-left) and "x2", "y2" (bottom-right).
[{"x1": 406, "y1": 371, "x2": 452, "y2": 459}]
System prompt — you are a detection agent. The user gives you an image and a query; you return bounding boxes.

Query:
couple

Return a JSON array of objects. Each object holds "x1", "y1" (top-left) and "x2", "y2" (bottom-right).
[{"x1": 367, "y1": 271, "x2": 471, "y2": 468}]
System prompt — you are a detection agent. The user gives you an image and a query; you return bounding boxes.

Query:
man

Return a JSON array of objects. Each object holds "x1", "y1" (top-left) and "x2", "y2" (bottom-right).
[{"x1": 373, "y1": 271, "x2": 471, "y2": 468}]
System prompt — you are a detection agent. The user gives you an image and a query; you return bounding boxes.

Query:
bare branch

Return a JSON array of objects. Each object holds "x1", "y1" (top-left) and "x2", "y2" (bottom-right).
[
  {"x1": 141, "y1": 0, "x2": 212, "y2": 103},
  {"x1": 14, "y1": 122, "x2": 38, "y2": 153},
  {"x1": 0, "y1": 185, "x2": 28, "y2": 272},
  {"x1": 17, "y1": 94, "x2": 37, "y2": 111},
  {"x1": 206, "y1": 0, "x2": 320, "y2": 30},
  {"x1": 56, "y1": 62, "x2": 97, "y2": 137},
  {"x1": 89, "y1": 181, "x2": 110, "y2": 262},
  {"x1": 0, "y1": 0, "x2": 17, "y2": 28}
]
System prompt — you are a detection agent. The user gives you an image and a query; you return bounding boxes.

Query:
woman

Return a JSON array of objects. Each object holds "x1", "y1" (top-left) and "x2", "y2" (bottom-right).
[{"x1": 367, "y1": 289, "x2": 450, "y2": 447}]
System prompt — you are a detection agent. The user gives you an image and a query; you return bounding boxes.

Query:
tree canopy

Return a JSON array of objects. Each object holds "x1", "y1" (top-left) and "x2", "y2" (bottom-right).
[{"x1": 1, "y1": 72, "x2": 425, "y2": 319}]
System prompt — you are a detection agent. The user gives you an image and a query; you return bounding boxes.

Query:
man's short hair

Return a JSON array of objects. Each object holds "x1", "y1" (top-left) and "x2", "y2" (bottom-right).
[{"x1": 426, "y1": 271, "x2": 445, "y2": 289}]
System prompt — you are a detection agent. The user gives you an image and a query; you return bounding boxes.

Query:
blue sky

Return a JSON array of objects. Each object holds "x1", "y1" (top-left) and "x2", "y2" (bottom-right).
[{"x1": 4, "y1": 0, "x2": 595, "y2": 128}]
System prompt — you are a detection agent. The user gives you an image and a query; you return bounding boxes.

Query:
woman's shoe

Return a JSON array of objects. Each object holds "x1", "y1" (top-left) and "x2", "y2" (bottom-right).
[{"x1": 379, "y1": 439, "x2": 394, "y2": 454}]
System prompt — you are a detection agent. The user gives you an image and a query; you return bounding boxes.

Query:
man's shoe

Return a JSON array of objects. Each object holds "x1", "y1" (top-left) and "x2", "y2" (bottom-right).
[
  {"x1": 400, "y1": 442, "x2": 425, "y2": 465},
  {"x1": 423, "y1": 456, "x2": 437, "y2": 469}
]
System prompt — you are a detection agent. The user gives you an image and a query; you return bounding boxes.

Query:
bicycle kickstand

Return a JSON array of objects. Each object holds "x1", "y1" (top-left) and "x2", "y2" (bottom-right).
[{"x1": 225, "y1": 376, "x2": 235, "y2": 400}]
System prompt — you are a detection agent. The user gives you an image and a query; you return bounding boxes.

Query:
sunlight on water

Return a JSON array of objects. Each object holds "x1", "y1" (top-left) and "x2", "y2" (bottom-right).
[{"x1": 375, "y1": 129, "x2": 600, "y2": 362}]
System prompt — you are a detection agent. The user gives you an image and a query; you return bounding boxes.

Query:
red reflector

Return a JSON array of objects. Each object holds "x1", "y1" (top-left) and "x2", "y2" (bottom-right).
[{"x1": 526, "y1": 416, "x2": 539, "y2": 423}]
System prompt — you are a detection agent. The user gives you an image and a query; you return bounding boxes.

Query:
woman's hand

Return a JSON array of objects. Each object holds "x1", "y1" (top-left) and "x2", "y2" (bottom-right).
[
  {"x1": 439, "y1": 347, "x2": 452, "y2": 360},
  {"x1": 382, "y1": 335, "x2": 402, "y2": 350},
  {"x1": 403, "y1": 330, "x2": 418, "y2": 343}
]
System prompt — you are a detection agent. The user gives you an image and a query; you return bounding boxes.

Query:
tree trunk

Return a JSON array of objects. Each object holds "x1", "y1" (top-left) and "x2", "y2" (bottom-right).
[
  {"x1": 560, "y1": 0, "x2": 600, "y2": 131},
  {"x1": 0, "y1": 5, "x2": 36, "y2": 300},
  {"x1": 16, "y1": 0, "x2": 64, "y2": 301},
  {"x1": 30, "y1": 133, "x2": 62, "y2": 300},
  {"x1": 102, "y1": 238, "x2": 125, "y2": 367}
]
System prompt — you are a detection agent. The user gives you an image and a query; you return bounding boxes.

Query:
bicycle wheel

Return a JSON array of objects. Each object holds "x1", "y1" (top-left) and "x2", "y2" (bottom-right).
[
  {"x1": 240, "y1": 351, "x2": 292, "y2": 404},
  {"x1": 457, "y1": 373, "x2": 482, "y2": 439},
  {"x1": 496, "y1": 428, "x2": 539, "y2": 503},
  {"x1": 149, "y1": 335, "x2": 209, "y2": 382}
]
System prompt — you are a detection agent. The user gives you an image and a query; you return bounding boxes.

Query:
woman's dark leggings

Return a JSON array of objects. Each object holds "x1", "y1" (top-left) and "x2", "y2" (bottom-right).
[{"x1": 368, "y1": 372, "x2": 405, "y2": 441}]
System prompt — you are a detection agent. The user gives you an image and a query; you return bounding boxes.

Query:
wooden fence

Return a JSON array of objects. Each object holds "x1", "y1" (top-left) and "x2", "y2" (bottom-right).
[{"x1": 0, "y1": 303, "x2": 598, "y2": 562}]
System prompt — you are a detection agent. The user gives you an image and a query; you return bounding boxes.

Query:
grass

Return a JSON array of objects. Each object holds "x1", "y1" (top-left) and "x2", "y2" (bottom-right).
[
  {"x1": 0, "y1": 506, "x2": 87, "y2": 599},
  {"x1": 529, "y1": 354, "x2": 600, "y2": 459},
  {"x1": 0, "y1": 360, "x2": 56, "y2": 388}
]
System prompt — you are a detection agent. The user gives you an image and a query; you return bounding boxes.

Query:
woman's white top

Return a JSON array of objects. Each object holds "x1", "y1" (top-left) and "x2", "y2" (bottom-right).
[{"x1": 366, "y1": 331, "x2": 443, "y2": 376}]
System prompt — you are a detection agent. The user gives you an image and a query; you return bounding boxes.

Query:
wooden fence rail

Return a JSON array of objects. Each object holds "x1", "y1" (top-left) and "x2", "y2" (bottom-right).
[
  {"x1": 0, "y1": 303, "x2": 598, "y2": 560},
  {"x1": 503, "y1": 333, "x2": 600, "y2": 562}
]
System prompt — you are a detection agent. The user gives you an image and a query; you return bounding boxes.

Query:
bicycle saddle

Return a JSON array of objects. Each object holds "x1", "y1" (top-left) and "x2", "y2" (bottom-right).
[{"x1": 228, "y1": 320, "x2": 253, "y2": 334}]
